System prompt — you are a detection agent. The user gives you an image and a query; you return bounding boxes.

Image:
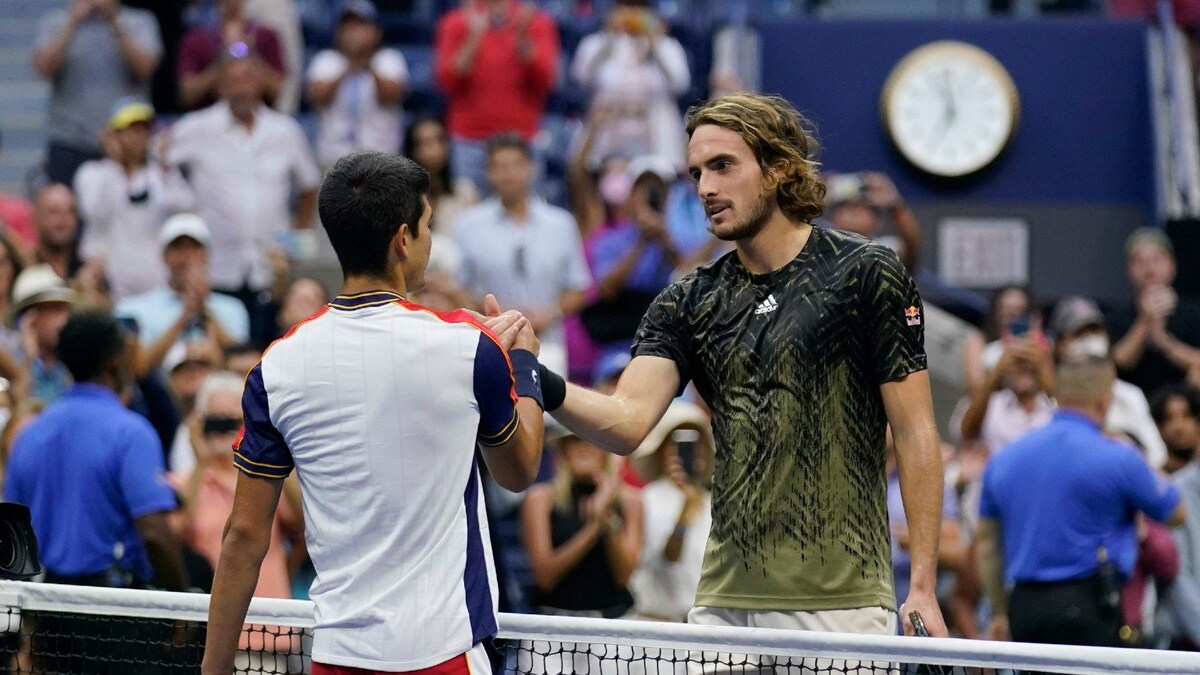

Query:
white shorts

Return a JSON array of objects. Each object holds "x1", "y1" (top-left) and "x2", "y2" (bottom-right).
[{"x1": 686, "y1": 606, "x2": 899, "y2": 675}]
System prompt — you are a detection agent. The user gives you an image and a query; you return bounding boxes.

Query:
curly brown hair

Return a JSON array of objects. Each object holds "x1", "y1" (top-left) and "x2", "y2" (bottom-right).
[{"x1": 684, "y1": 93, "x2": 826, "y2": 223}]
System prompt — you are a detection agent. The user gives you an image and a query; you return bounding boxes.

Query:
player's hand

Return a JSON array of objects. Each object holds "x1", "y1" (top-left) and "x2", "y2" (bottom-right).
[
  {"x1": 487, "y1": 311, "x2": 529, "y2": 351},
  {"x1": 901, "y1": 590, "x2": 948, "y2": 637},
  {"x1": 513, "y1": 319, "x2": 540, "y2": 356}
]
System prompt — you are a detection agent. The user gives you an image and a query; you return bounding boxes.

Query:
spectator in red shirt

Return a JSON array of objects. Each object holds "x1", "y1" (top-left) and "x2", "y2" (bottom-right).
[
  {"x1": 0, "y1": 131, "x2": 35, "y2": 250},
  {"x1": 435, "y1": 0, "x2": 559, "y2": 192},
  {"x1": 177, "y1": 0, "x2": 286, "y2": 111}
]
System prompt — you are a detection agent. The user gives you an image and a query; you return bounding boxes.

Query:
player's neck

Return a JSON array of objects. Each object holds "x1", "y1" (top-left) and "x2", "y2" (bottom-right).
[
  {"x1": 341, "y1": 274, "x2": 406, "y2": 299},
  {"x1": 735, "y1": 215, "x2": 813, "y2": 275}
]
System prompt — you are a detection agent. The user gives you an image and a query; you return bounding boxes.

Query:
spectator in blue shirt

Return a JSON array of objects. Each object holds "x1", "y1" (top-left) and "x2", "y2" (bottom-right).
[
  {"x1": 582, "y1": 155, "x2": 680, "y2": 357},
  {"x1": 116, "y1": 213, "x2": 250, "y2": 378},
  {"x1": 3, "y1": 310, "x2": 187, "y2": 591},
  {"x1": 977, "y1": 352, "x2": 1186, "y2": 647}
]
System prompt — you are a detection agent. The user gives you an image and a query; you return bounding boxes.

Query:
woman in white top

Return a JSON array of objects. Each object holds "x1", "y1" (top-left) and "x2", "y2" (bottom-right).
[{"x1": 570, "y1": 0, "x2": 691, "y2": 173}]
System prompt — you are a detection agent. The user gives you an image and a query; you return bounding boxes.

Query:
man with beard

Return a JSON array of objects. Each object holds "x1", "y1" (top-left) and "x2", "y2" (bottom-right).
[{"x1": 505, "y1": 93, "x2": 947, "y2": 642}]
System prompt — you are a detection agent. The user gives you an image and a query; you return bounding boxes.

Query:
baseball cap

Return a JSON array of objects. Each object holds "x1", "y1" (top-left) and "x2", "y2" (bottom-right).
[
  {"x1": 159, "y1": 213, "x2": 211, "y2": 250},
  {"x1": 627, "y1": 154, "x2": 677, "y2": 184},
  {"x1": 11, "y1": 265, "x2": 75, "y2": 318},
  {"x1": 108, "y1": 98, "x2": 155, "y2": 131},
  {"x1": 1049, "y1": 296, "x2": 1105, "y2": 337},
  {"x1": 339, "y1": 0, "x2": 378, "y2": 22}
]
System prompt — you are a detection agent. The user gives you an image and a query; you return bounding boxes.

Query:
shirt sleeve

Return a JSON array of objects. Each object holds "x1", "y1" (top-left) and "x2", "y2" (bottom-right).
[
  {"x1": 858, "y1": 244, "x2": 928, "y2": 384},
  {"x1": 631, "y1": 282, "x2": 691, "y2": 388},
  {"x1": 72, "y1": 163, "x2": 111, "y2": 259},
  {"x1": 35, "y1": 12, "x2": 66, "y2": 51},
  {"x1": 373, "y1": 48, "x2": 408, "y2": 84},
  {"x1": 474, "y1": 332, "x2": 519, "y2": 447},
  {"x1": 254, "y1": 25, "x2": 286, "y2": 74},
  {"x1": 123, "y1": 10, "x2": 163, "y2": 61},
  {"x1": 234, "y1": 363, "x2": 294, "y2": 479},
  {"x1": 305, "y1": 50, "x2": 346, "y2": 83},
  {"x1": 119, "y1": 419, "x2": 178, "y2": 518},
  {"x1": 287, "y1": 122, "x2": 322, "y2": 191},
  {"x1": 978, "y1": 463, "x2": 999, "y2": 521},
  {"x1": 176, "y1": 29, "x2": 211, "y2": 79},
  {"x1": 1118, "y1": 449, "x2": 1181, "y2": 523}
]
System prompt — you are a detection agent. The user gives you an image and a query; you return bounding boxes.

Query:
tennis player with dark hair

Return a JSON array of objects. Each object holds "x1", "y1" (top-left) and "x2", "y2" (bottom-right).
[
  {"x1": 512, "y1": 93, "x2": 948, "y2": 640},
  {"x1": 202, "y1": 151, "x2": 545, "y2": 675}
]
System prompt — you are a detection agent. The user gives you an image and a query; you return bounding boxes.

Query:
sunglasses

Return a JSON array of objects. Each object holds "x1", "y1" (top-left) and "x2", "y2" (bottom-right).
[{"x1": 202, "y1": 416, "x2": 242, "y2": 436}]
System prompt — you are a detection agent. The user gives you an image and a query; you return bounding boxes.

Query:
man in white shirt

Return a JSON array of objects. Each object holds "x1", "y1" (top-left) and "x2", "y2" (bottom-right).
[
  {"x1": 116, "y1": 214, "x2": 249, "y2": 378},
  {"x1": 453, "y1": 134, "x2": 591, "y2": 375},
  {"x1": 1050, "y1": 296, "x2": 1169, "y2": 467},
  {"x1": 202, "y1": 151, "x2": 546, "y2": 674},
  {"x1": 306, "y1": 0, "x2": 407, "y2": 169},
  {"x1": 167, "y1": 54, "x2": 320, "y2": 347},
  {"x1": 74, "y1": 99, "x2": 195, "y2": 302}
]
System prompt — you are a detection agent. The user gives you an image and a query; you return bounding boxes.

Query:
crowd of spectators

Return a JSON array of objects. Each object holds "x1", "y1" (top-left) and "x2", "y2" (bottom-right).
[{"x1": 0, "y1": 0, "x2": 1197, "y2": 663}]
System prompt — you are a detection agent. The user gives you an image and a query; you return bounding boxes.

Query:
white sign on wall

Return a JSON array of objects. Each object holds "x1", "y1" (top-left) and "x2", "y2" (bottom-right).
[{"x1": 937, "y1": 217, "x2": 1030, "y2": 288}]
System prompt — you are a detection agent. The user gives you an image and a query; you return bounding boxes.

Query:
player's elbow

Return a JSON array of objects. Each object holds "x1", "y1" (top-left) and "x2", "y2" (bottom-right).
[{"x1": 220, "y1": 514, "x2": 272, "y2": 563}]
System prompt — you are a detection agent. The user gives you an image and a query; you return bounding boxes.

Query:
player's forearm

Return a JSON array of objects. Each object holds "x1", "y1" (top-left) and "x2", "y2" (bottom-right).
[
  {"x1": 484, "y1": 398, "x2": 545, "y2": 492},
  {"x1": 203, "y1": 524, "x2": 272, "y2": 673},
  {"x1": 552, "y1": 384, "x2": 650, "y2": 456},
  {"x1": 894, "y1": 421, "x2": 943, "y2": 593},
  {"x1": 975, "y1": 519, "x2": 1008, "y2": 616}
]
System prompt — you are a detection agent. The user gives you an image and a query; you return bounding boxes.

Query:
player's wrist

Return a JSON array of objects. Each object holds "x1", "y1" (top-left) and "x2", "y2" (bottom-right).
[
  {"x1": 537, "y1": 362, "x2": 567, "y2": 411},
  {"x1": 509, "y1": 349, "x2": 544, "y2": 410}
]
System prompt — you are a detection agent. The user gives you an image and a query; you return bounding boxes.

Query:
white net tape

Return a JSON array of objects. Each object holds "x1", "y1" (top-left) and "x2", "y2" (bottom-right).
[{"x1": 0, "y1": 581, "x2": 1197, "y2": 675}]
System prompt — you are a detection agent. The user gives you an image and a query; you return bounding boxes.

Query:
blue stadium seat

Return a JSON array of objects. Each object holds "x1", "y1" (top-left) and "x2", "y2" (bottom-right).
[{"x1": 378, "y1": 11, "x2": 436, "y2": 45}]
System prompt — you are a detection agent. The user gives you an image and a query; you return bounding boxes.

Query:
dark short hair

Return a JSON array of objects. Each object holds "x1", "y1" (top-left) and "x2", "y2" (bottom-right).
[
  {"x1": 318, "y1": 151, "x2": 430, "y2": 278},
  {"x1": 486, "y1": 133, "x2": 532, "y2": 161},
  {"x1": 1150, "y1": 384, "x2": 1200, "y2": 426},
  {"x1": 57, "y1": 311, "x2": 126, "y2": 383}
]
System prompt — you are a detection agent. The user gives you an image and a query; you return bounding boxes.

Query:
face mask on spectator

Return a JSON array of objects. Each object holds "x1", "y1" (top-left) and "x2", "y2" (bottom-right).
[{"x1": 599, "y1": 171, "x2": 633, "y2": 207}]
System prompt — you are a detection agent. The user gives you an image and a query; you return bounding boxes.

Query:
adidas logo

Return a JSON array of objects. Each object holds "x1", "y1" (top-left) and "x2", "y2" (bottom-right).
[{"x1": 754, "y1": 294, "x2": 779, "y2": 315}]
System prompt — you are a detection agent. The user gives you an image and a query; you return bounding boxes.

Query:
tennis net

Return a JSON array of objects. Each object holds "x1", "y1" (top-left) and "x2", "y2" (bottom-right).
[{"x1": 0, "y1": 580, "x2": 1197, "y2": 675}]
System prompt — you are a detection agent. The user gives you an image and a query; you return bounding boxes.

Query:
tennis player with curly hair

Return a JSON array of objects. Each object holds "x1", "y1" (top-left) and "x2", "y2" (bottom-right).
[{"x1": 520, "y1": 93, "x2": 948, "y2": 641}]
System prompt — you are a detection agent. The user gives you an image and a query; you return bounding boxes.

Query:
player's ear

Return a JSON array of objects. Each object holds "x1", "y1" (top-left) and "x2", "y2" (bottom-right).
[{"x1": 392, "y1": 222, "x2": 412, "y2": 260}]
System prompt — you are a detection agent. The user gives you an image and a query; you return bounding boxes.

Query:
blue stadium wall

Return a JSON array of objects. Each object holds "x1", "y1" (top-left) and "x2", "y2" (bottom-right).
[{"x1": 760, "y1": 18, "x2": 1153, "y2": 305}]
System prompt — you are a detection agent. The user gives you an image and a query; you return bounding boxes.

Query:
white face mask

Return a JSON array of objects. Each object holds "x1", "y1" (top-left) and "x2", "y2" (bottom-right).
[
  {"x1": 0, "y1": 408, "x2": 12, "y2": 434},
  {"x1": 598, "y1": 171, "x2": 633, "y2": 208},
  {"x1": 1066, "y1": 334, "x2": 1110, "y2": 360}
]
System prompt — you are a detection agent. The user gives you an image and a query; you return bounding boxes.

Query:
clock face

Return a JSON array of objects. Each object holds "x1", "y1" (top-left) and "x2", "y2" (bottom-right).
[{"x1": 881, "y1": 41, "x2": 1020, "y2": 177}]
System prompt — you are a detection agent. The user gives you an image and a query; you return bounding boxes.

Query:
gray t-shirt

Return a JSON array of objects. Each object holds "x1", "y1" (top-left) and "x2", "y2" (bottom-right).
[{"x1": 37, "y1": 9, "x2": 162, "y2": 150}]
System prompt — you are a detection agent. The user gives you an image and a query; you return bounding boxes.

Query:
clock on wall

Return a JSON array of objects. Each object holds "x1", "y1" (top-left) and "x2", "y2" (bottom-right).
[{"x1": 881, "y1": 40, "x2": 1020, "y2": 178}]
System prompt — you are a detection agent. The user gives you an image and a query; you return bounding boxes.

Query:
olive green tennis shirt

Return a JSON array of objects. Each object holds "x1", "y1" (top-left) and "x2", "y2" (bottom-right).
[{"x1": 632, "y1": 227, "x2": 927, "y2": 611}]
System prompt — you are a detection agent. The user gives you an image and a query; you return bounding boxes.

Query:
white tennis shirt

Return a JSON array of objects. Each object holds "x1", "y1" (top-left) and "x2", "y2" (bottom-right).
[{"x1": 234, "y1": 290, "x2": 518, "y2": 670}]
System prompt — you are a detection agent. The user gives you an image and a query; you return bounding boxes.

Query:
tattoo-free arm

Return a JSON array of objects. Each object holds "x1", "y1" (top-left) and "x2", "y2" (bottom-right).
[
  {"x1": 201, "y1": 473, "x2": 284, "y2": 675},
  {"x1": 551, "y1": 355, "x2": 679, "y2": 456},
  {"x1": 882, "y1": 370, "x2": 948, "y2": 636}
]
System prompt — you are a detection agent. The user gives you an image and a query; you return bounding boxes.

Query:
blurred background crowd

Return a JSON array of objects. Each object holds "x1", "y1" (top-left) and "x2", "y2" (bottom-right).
[{"x1": 0, "y1": 0, "x2": 1199, "y2": 664}]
